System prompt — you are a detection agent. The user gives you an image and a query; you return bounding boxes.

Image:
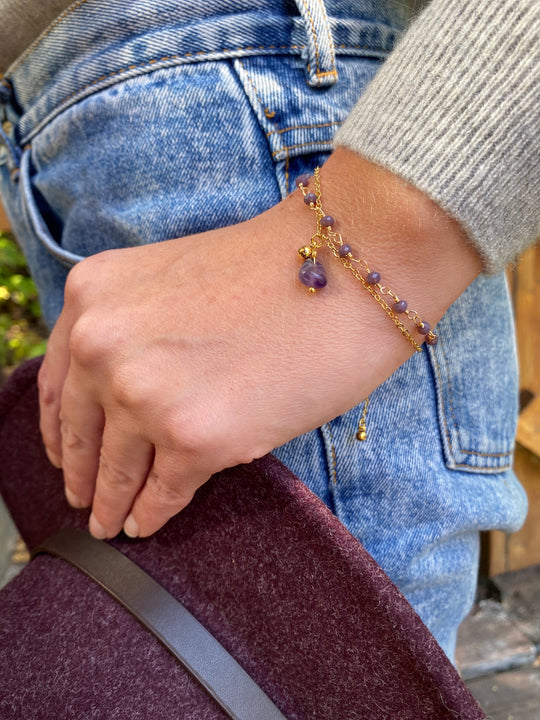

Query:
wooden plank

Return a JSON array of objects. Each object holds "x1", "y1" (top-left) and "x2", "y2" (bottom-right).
[
  {"x1": 0, "y1": 199, "x2": 10, "y2": 233},
  {"x1": 517, "y1": 396, "x2": 540, "y2": 458},
  {"x1": 488, "y1": 447, "x2": 540, "y2": 575},
  {"x1": 506, "y1": 446, "x2": 540, "y2": 572},
  {"x1": 489, "y1": 530, "x2": 510, "y2": 578},
  {"x1": 514, "y1": 246, "x2": 540, "y2": 393},
  {"x1": 511, "y1": 246, "x2": 540, "y2": 397},
  {"x1": 486, "y1": 249, "x2": 540, "y2": 574}
]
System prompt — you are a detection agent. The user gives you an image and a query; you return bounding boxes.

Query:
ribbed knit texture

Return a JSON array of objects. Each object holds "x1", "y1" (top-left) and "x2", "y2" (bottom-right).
[{"x1": 335, "y1": 0, "x2": 540, "y2": 274}]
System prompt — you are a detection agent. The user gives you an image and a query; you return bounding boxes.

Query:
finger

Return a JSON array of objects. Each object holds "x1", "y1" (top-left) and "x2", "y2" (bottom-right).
[
  {"x1": 89, "y1": 422, "x2": 154, "y2": 539},
  {"x1": 123, "y1": 453, "x2": 210, "y2": 538},
  {"x1": 38, "y1": 308, "x2": 76, "y2": 468},
  {"x1": 59, "y1": 371, "x2": 104, "y2": 509}
]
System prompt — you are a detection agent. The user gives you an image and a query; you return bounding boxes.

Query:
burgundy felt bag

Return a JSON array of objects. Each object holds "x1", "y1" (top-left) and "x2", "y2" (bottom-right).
[{"x1": 0, "y1": 357, "x2": 486, "y2": 719}]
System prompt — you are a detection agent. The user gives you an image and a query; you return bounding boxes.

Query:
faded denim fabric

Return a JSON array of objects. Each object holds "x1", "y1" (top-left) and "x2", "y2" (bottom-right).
[{"x1": 0, "y1": 0, "x2": 527, "y2": 661}]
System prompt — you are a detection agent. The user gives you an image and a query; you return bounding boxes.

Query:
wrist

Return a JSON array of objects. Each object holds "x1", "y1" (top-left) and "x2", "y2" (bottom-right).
[
  {"x1": 201, "y1": 148, "x2": 483, "y2": 428},
  {"x1": 317, "y1": 148, "x2": 482, "y2": 321}
]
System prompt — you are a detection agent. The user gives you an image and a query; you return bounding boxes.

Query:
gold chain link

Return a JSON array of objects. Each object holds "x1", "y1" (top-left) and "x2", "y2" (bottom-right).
[{"x1": 298, "y1": 168, "x2": 435, "y2": 353}]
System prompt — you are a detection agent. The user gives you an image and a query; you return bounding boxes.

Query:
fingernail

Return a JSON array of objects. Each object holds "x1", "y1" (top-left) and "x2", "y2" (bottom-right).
[
  {"x1": 89, "y1": 513, "x2": 108, "y2": 540},
  {"x1": 65, "y1": 487, "x2": 86, "y2": 509},
  {"x1": 46, "y1": 448, "x2": 62, "y2": 468},
  {"x1": 123, "y1": 514, "x2": 139, "y2": 538}
]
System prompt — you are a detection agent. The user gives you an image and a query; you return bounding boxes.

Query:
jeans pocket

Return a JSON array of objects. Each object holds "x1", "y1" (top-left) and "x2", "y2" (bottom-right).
[
  {"x1": 19, "y1": 147, "x2": 82, "y2": 269},
  {"x1": 427, "y1": 273, "x2": 518, "y2": 474},
  {"x1": 231, "y1": 53, "x2": 382, "y2": 195},
  {"x1": 11, "y1": 58, "x2": 287, "y2": 326}
]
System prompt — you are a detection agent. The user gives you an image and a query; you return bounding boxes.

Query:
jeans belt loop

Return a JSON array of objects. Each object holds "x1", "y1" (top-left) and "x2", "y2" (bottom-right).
[{"x1": 294, "y1": 0, "x2": 338, "y2": 87}]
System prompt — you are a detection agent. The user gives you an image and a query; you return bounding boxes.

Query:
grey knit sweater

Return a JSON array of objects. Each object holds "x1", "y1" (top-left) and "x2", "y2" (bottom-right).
[
  {"x1": 1, "y1": 0, "x2": 538, "y2": 273},
  {"x1": 335, "y1": 0, "x2": 540, "y2": 274}
]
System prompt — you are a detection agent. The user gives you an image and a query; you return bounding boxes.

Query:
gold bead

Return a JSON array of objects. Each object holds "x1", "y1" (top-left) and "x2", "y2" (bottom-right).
[
  {"x1": 356, "y1": 430, "x2": 367, "y2": 441},
  {"x1": 298, "y1": 246, "x2": 312, "y2": 259},
  {"x1": 308, "y1": 287, "x2": 316, "y2": 294}
]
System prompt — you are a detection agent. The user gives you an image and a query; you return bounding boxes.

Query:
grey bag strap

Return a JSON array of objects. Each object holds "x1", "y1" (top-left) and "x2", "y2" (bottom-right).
[{"x1": 33, "y1": 528, "x2": 288, "y2": 720}]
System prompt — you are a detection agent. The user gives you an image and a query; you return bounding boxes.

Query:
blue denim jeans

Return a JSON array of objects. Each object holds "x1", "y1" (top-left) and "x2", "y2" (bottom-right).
[{"x1": 0, "y1": 0, "x2": 527, "y2": 660}]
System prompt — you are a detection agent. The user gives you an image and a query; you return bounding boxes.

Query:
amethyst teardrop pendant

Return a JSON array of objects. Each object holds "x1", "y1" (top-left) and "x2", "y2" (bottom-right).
[{"x1": 299, "y1": 259, "x2": 327, "y2": 291}]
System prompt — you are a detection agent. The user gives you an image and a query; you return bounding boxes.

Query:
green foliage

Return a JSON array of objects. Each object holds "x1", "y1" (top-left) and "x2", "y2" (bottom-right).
[{"x1": 0, "y1": 232, "x2": 48, "y2": 367}]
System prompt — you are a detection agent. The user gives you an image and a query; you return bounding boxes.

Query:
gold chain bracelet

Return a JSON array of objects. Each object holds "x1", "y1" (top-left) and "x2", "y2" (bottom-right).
[{"x1": 295, "y1": 167, "x2": 439, "y2": 352}]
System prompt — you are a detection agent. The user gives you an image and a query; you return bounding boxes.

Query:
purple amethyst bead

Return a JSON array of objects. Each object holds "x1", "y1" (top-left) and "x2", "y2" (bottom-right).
[
  {"x1": 321, "y1": 215, "x2": 335, "y2": 228},
  {"x1": 366, "y1": 271, "x2": 381, "y2": 285},
  {"x1": 426, "y1": 333, "x2": 439, "y2": 346},
  {"x1": 303, "y1": 192, "x2": 317, "y2": 206},
  {"x1": 417, "y1": 321, "x2": 431, "y2": 336},
  {"x1": 393, "y1": 300, "x2": 408, "y2": 314},
  {"x1": 295, "y1": 173, "x2": 311, "y2": 188},
  {"x1": 299, "y1": 259, "x2": 327, "y2": 289},
  {"x1": 338, "y1": 244, "x2": 353, "y2": 258}
]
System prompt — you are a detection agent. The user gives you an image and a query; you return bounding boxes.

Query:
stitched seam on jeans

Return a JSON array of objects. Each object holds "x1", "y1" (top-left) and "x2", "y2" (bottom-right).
[
  {"x1": 266, "y1": 120, "x2": 343, "y2": 137},
  {"x1": 326, "y1": 423, "x2": 338, "y2": 484},
  {"x1": 234, "y1": 59, "x2": 295, "y2": 196},
  {"x1": 15, "y1": 41, "x2": 375, "y2": 130},
  {"x1": 236, "y1": 58, "x2": 281, "y2": 135},
  {"x1": 284, "y1": 147, "x2": 291, "y2": 195},
  {"x1": 235, "y1": 57, "x2": 287, "y2": 188},
  {"x1": 437, "y1": 340, "x2": 511, "y2": 459},
  {"x1": 450, "y1": 460, "x2": 511, "y2": 470},
  {"x1": 431, "y1": 342, "x2": 512, "y2": 464},
  {"x1": 459, "y1": 448, "x2": 512, "y2": 458},
  {"x1": 271, "y1": 139, "x2": 333, "y2": 157},
  {"x1": 298, "y1": 0, "x2": 337, "y2": 79},
  {"x1": 55, "y1": 44, "x2": 305, "y2": 108},
  {"x1": 306, "y1": 67, "x2": 339, "y2": 78},
  {"x1": 431, "y1": 349, "x2": 457, "y2": 466},
  {"x1": 336, "y1": 44, "x2": 379, "y2": 50},
  {"x1": 18, "y1": 42, "x2": 381, "y2": 145},
  {"x1": 439, "y1": 335, "x2": 464, "y2": 450},
  {"x1": 8, "y1": 0, "x2": 90, "y2": 73},
  {"x1": 317, "y1": 0, "x2": 338, "y2": 76}
]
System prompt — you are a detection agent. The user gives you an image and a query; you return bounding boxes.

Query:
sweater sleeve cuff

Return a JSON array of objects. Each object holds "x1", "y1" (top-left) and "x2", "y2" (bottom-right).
[{"x1": 334, "y1": 0, "x2": 540, "y2": 274}]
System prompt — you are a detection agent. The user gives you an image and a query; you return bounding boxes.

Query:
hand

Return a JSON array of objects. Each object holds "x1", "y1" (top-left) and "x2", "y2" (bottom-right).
[{"x1": 38, "y1": 149, "x2": 481, "y2": 538}]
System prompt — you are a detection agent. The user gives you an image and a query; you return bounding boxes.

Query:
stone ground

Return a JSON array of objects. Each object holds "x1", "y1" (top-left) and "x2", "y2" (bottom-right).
[{"x1": 1, "y1": 507, "x2": 539, "y2": 719}]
